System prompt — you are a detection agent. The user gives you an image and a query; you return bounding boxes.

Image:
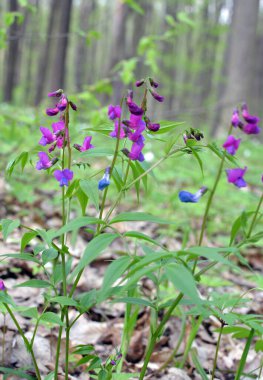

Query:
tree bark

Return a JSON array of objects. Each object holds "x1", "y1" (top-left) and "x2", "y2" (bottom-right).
[
  {"x1": 4, "y1": 0, "x2": 21, "y2": 102},
  {"x1": 220, "y1": 0, "x2": 259, "y2": 129}
]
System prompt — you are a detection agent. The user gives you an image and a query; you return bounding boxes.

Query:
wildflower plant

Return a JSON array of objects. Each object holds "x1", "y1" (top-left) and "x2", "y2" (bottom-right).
[{"x1": 0, "y1": 80, "x2": 262, "y2": 380}]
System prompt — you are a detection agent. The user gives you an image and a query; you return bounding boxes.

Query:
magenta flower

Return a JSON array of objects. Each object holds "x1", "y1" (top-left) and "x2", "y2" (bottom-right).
[
  {"x1": 242, "y1": 123, "x2": 261, "y2": 135},
  {"x1": 0, "y1": 280, "x2": 5, "y2": 291},
  {"x1": 128, "y1": 121, "x2": 146, "y2": 142},
  {"x1": 36, "y1": 152, "x2": 53, "y2": 170},
  {"x1": 222, "y1": 135, "x2": 241, "y2": 155},
  {"x1": 149, "y1": 89, "x2": 164, "y2": 102},
  {"x1": 39, "y1": 127, "x2": 56, "y2": 146},
  {"x1": 48, "y1": 89, "x2": 63, "y2": 98},
  {"x1": 54, "y1": 169, "x2": 73, "y2": 187},
  {"x1": 46, "y1": 107, "x2": 59, "y2": 116},
  {"x1": 57, "y1": 95, "x2": 68, "y2": 111},
  {"x1": 241, "y1": 103, "x2": 260, "y2": 124},
  {"x1": 179, "y1": 187, "x2": 208, "y2": 203},
  {"x1": 52, "y1": 120, "x2": 65, "y2": 134},
  {"x1": 226, "y1": 167, "x2": 247, "y2": 188},
  {"x1": 231, "y1": 109, "x2": 240, "y2": 127},
  {"x1": 108, "y1": 105, "x2": 122, "y2": 120},
  {"x1": 74, "y1": 136, "x2": 94, "y2": 152},
  {"x1": 129, "y1": 135, "x2": 145, "y2": 162},
  {"x1": 127, "y1": 101, "x2": 144, "y2": 116},
  {"x1": 110, "y1": 120, "x2": 126, "y2": 139}
]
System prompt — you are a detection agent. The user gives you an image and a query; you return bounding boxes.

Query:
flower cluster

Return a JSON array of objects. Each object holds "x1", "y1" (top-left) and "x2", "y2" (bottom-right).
[
  {"x1": 36, "y1": 90, "x2": 76, "y2": 187},
  {"x1": 224, "y1": 104, "x2": 261, "y2": 188},
  {"x1": 108, "y1": 78, "x2": 164, "y2": 162}
]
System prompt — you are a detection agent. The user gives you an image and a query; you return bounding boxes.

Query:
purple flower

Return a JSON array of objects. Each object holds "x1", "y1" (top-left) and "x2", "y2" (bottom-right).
[
  {"x1": 0, "y1": 280, "x2": 6, "y2": 291},
  {"x1": 127, "y1": 101, "x2": 144, "y2": 116},
  {"x1": 179, "y1": 187, "x2": 208, "y2": 203},
  {"x1": 46, "y1": 107, "x2": 59, "y2": 116},
  {"x1": 48, "y1": 89, "x2": 63, "y2": 98},
  {"x1": 146, "y1": 121, "x2": 160, "y2": 132},
  {"x1": 110, "y1": 360, "x2": 116, "y2": 366},
  {"x1": 231, "y1": 109, "x2": 240, "y2": 127},
  {"x1": 222, "y1": 135, "x2": 241, "y2": 155},
  {"x1": 57, "y1": 95, "x2": 68, "y2": 111},
  {"x1": 74, "y1": 136, "x2": 94, "y2": 152},
  {"x1": 226, "y1": 167, "x2": 247, "y2": 188},
  {"x1": 135, "y1": 79, "x2": 145, "y2": 87},
  {"x1": 52, "y1": 120, "x2": 65, "y2": 134},
  {"x1": 39, "y1": 127, "x2": 56, "y2": 146},
  {"x1": 98, "y1": 167, "x2": 110, "y2": 191},
  {"x1": 241, "y1": 103, "x2": 260, "y2": 124},
  {"x1": 54, "y1": 169, "x2": 73, "y2": 187},
  {"x1": 128, "y1": 122, "x2": 146, "y2": 142},
  {"x1": 149, "y1": 89, "x2": 164, "y2": 102},
  {"x1": 129, "y1": 135, "x2": 145, "y2": 162},
  {"x1": 108, "y1": 105, "x2": 122, "y2": 120},
  {"x1": 242, "y1": 123, "x2": 261, "y2": 135},
  {"x1": 36, "y1": 152, "x2": 53, "y2": 170},
  {"x1": 110, "y1": 120, "x2": 126, "y2": 139}
]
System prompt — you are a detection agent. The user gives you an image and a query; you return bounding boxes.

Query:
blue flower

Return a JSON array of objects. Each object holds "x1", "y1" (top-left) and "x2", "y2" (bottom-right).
[
  {"x1": 179, "y1": 187, "x2": 208, "y2": 203},
  {"x1": 98, "y1": 167, "x2": 110, "y2": 191}
]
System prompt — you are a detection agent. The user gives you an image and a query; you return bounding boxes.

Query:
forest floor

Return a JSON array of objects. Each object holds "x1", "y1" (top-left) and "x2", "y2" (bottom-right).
[{"x1": 0, "y1": 175, "x2": 262, "y2": 380}]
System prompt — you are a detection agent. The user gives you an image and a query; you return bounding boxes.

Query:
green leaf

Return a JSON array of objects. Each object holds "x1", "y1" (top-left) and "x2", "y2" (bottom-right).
[
  {"x1": 189, "y1": 147, "x2": 204, "y2": 176},
  {"x1": 1, "y1": 219, "x2": 20, "y2": 240},
  {"x1": 70, "y1": 234, "x2": 118, "y2": 280},
  {"x1": 183, "y1": 246, "x2": 238, "y2": 269},
  {"x1": 112, "y1": 374, "x2": 140, "y2": 380},
  {"x1": 43, "y1": 372, "x2": 55, "y2": 380},
  {"x1": 15, "y1": 279, "x2": 51, "y2": 288},
  {"x1": 76, "y1": 188, "x2": 89, "y2": 215},
  {"x1": 0, "y1": 292, "x2": 15, "y2": 306},
  {"x1": 0, "y1": 253, "x2": 40, "y2": 264},
  {"x1": 165, "y1": 263, "x2": 201, "y2": 304},
  {"x1": 102, "y1": 256, "x2": 131, "y2": 291},
  {"x1": 42, "y1": 248, "x2": 58, "y2": 265},
  {"x1": 17, "y1": 306, "x2": 38, "y2": 319},
  {"x1": 80, "y1": 179, "x2": 99, "y2": 212},
  {"x1": 155, "y1": 121, "x2": 185, "y2": 134},
  {"x1": 123, "y1": 0, "x2": 144, "y2": 14},
  {"x1": 190, "y1": 349, "x2": 209, "y2": 380},
  {"x1": 112, "y1": 297, "x2": 155, "y2": 309},
  {"x1": 109, "y1": 212, "x2": 175, "y2": 225},
  {"x1": 255, "y1": 340, "x2": 263, "y2": 353},
  {"x1": 0, "y1": 367, "x2": 35, "y2": 380},
  {"x1": 21, "y1": 231, "x2": 37, "y2": 251},
  {"x1": 123, "y1": 230, "x2": 166, "y2": 249},
  {"x1": 40, "y1": 312, "x2": 64, "y2": 326},
  {"x1": 80, "y1": 148, "x2": 114, "y2": 157},
  {"x1": 49, "y1": 296, "x2": 78, "y2": 307},
  {"x1": 49, "y1": 216, "x2": 103, "y2": 239}
]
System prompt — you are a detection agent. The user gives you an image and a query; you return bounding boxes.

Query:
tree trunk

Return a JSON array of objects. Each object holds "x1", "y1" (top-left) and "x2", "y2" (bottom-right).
[
  {"x1": 220, "y1": 0, "x2": 259, "y2": 130},
  {"x1": 4, "y1": 0, "x2": 21, "y2": 102},
  {"x1": 34, "y1": 0, "x2": 59, "y2": 105},
  {"x1": 50, "y1": 0, "x2": 73, "y2": 91}
]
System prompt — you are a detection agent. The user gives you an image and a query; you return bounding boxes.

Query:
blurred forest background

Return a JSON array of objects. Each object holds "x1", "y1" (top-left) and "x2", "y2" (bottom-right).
[{"x1": 0, "y1": 0, "x2": 262, "y2": 136}]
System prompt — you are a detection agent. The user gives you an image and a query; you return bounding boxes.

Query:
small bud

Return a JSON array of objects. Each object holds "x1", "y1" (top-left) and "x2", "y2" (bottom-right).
[
  {"x1": 147, "y1": 122, "x2": 160, "y2": 132},
  {"x1": 149, "y1": 77, "x2": 159, "y2": 88},
  {"x1": 48, "y1": 89, "x2": 63, "y2": 98},
  {"x1": 98, "y1": 167, "x2": 111, "y2": 191},
  {"x1": 73, "y1": 144, "x2": 82, "y2": 152},
  {"x1": 121, "y1": 148, "x2": 130, "y2": 158},
  {"x1": 69, "y1": 101, "x2": 77, "y2": 111},
  {"x1": 126, "y1": 90, "x2": 133, "y2": 104},
  {"x1": 149, "y1": 89, "x2": 164, "y2": 102},
  {"x1": 135, "y1": 79, "x2": 145, "y2": 87}
]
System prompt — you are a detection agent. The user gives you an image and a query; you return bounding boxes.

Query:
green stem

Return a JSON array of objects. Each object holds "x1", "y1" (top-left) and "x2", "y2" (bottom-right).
[
  {"x1": 157, "y1": 314, "x2": 186, "y2": 372},
  {"x1": 211, "y1": 322, "x2": 224, "y2": 380},
  {"x1": 179, "y1": 315, "x2": 203, "y2": 368},
  {"x1": 193, "y1": 125, "x2": 233, "y2": 273},
  {"x1": 234, "y1": 329, "x2": 255, "y2": 380},
  {"x1": 2, "y1": 313, "x2": 6, "y2": 365},
  {"x1": 4, "y1": 303, "x2": 41, "y2": 380},
  {"x1": 247, "y1": 193, "x2": 263, "y2": 238}
]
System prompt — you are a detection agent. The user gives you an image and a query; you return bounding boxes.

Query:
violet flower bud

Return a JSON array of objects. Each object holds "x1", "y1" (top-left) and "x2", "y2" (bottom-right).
[
  {"x1": 98, "y1": 167, "x2": 110, "y2": 191},
  {"x1": 231, "y1": 109, "x2": 240, "y2": 128},
  {"x1": 146, "y1": 122, "x2": 160, "y2": 132},
  {"x1": 135, "y1": 79, "x2": 145, "y2": 87},
  {"x1": 48, "y1": 89, "x2": 63, "y2": 98},
  {"x1": 110, "y1": 360, "x2": 116, "y2": 366},
  {"x1": 149, "y1": 77, "x2": 159, "y2": 88},
  {"x1": 57, "y1": 95, "x2": 68, "y2": 111},
  {"x1": 46, "y1": 107, "x2": 59, "y2": 116},
  {"x1": 0, "y1": 280, "x2": 6, "y2": 291},
  {"x1": 69, "y1": 101, "x2": 77, "y2": 111},
  {"x1": 149, "y1": 89, "x2": 164, "y2": 102}
]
